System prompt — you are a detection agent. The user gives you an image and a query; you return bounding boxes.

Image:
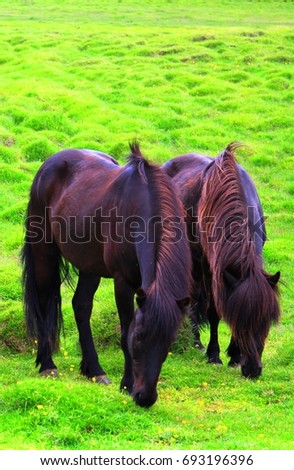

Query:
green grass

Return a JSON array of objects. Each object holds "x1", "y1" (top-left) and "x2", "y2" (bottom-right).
[{"x1": 0, "y1": 0, "x2": 293, "y2": 450}]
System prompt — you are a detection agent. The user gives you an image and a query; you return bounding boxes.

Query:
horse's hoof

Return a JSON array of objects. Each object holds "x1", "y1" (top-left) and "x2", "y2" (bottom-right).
[
  {"x1": 90, "y1": 374, "x2": 111, "y2": 385},
  {"x1": 40, "y1": 368, "x2": 58, "y2": 378},
  {"x1": 208, "y1": 358, "x2": 223, "y2": 365}
]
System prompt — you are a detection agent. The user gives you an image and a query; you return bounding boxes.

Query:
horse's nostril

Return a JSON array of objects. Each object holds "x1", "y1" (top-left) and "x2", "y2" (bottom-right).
[{"x1": 134, "y1": 392, "x2": 142, "y2": 402}]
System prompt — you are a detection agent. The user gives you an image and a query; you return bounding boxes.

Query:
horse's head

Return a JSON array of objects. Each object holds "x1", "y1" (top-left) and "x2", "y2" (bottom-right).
[
  {"x1": 223, "y1": 269, "x2": 280, "y2": 379},
  {"x1": 128, "y1": 289, "x2": 189, "y2": 407}
]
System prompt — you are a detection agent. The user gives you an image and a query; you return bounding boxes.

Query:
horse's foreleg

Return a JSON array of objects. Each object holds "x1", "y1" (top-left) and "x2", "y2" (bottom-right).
[
  {"x1": 206, "y1": 303, "x2": 223, "y2": 365},
  {"x1": 72, "y1": 272, "x2": 110, "y2": 383},
  {"x1": 114, "y1": 277, "x2": 135, "y2": 395},
  {"x1": 226, "y1": 336, "x2": 241, "y2": 367}
]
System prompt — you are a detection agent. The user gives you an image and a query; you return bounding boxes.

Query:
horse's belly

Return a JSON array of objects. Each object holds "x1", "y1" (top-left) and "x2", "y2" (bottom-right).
[{"x1": 55, "y1": 237, "x2": 112, "y2": 278}]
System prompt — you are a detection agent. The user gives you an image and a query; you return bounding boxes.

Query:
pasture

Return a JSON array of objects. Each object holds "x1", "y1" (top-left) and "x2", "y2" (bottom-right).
[{"x1": 0, "y1": 0, "x2": 293, "y2": 450}]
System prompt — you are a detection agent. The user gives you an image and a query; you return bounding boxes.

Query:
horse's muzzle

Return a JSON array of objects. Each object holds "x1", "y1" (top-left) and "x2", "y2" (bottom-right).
[
  {"x1": 133, "y1": 388, "x2": 158, "y2": 408},
  {"x1": 241, "y1": 363, "x2": 262, "y2": 379}
]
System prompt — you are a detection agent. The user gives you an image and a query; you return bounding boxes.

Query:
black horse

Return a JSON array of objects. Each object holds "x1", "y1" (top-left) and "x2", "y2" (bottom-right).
[
  {"x1": 163, "y1": 143, "x2": 280, "y2": 378},
  {"x1": 22, "y1": 143, "x2": 191, "y2": 407}
]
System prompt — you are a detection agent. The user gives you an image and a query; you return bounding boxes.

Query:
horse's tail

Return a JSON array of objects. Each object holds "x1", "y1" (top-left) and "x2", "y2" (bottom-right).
[
  {"x1": 21, "y1": 203, "x2": 70, "y2": 362},
  {"x1": 198, "y1": 143, "x2": 280, "y2": 354}
]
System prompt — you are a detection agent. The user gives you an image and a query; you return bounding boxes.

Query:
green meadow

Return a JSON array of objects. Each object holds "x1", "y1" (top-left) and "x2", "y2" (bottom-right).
[{"x1": 0, "y1": 0, "x2": 293, "y2": 450}]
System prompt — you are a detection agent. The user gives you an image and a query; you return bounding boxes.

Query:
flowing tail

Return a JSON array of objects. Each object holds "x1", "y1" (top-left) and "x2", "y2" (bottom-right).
[{"x1": 21, "y1": 204, "x2": 70, "y2": 365}]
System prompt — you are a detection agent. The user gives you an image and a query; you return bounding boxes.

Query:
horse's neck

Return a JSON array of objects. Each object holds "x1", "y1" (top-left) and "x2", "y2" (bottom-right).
[{"x1": 135, "y1": 240, "x2": 157, "y2": 290}]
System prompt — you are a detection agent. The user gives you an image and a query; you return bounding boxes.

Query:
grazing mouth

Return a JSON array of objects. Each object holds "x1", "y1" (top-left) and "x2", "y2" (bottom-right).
[{"x1": 133, "y1": 389, "x2": 158, "y2": 408}]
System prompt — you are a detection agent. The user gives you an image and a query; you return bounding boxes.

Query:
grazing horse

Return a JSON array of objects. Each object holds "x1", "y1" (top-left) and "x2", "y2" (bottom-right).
[
  {"x1": 163, "y1": 143, "x2": 280, "y2": 378},
  {"x1": 22, "y1": 143, "x2": 191, "y2": 407}
]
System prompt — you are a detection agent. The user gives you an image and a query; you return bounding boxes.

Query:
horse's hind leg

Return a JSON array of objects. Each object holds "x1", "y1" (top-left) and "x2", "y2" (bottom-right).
[
  {"x1": 189, "y1": 304, "x2": 205, "y2": 351},
  {"x1": 189, "y1": 272, "x2": 207, "y2": 351},
  {"x1": 114, "y1": 277, "x2": 135, "y2": 394},
  {"x1": 72, "y1": 271, "x2": 110, "y2": 384},
  {"x1": 31, "y1": 243, "x2": 61, "y2": 376},
  {"x1": 206, "y1": 303, "x2": 223, "y2": 365},
  {"x1": 226, "y1": 336, "x2": 241, "y2": 367}
]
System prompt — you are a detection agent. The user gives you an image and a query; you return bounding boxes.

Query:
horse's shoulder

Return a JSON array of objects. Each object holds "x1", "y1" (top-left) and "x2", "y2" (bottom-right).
[{"x1": 236, "y1": 164, "x2": 261, "y2": 206}]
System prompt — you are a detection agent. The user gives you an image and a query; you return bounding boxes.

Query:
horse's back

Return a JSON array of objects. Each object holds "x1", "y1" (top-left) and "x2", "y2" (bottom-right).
[
  {"x1": 81, "y1": 149, "x2": 119, "y2": 166},
  {"x1": 163, "y1": 151, "x2": 266, "y2": 251},
  {"x1": 164, "y1": 151, "x2": 263, "y2": 209},
  {"x1": 34, "y1": 148, "x2": 119, "y2": 183},
  {"x1": 162, "y1": 153, "x2": 212, "y2": 178},
  {"x1": 162, "y1": 154, "x2": 213, "y2": 212},
  {"x1": 30, "y1": 149, "x2": 119, "y2": 208}
]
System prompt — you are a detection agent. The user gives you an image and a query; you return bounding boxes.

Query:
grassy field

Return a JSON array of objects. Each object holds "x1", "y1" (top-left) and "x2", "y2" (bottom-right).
[{"x1": 0, "y1": 0, "x2": 293, "y2": 450}]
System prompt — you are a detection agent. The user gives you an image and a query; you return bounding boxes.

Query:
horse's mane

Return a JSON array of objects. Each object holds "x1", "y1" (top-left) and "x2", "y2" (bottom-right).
[
  {"x1": 199, "y1": 142, "x2": 250, "y2": 279},
  {"x1": 198, "y1": 143, "x2": 280, "y2": 354},
  {"x1": 128, "y1": 141, "x2": 148, "y2": 184},
  {"x1": 128, "y1": 141, "x2": 192, "y2": 342}
]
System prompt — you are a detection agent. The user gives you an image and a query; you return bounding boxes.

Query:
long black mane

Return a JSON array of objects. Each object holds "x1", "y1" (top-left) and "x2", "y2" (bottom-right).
[
  {"x1": 198, "y1": 144, "x2": 280, "y2": 354},
  {"x1": 128, "y1": 142, "x2": 191, "y2": 342}
]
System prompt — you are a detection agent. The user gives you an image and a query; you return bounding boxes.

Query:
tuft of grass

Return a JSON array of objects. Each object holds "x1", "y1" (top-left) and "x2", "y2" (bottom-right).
[{"x1": 23, "y1": 137, "x2": 59, "y2": 162}]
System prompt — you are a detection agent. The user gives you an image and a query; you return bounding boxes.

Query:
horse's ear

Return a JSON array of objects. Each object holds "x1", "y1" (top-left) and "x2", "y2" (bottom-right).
[
  {"x1": 176, "y1": 297, "x2": 190, "y2": 310},
  {"x1": 267, "y1": 271, "x2": 280, "y2": 287},
  {"x1": 136, "y1": 287, "x2": 147, "y2": 308},
  {"x1": 223, "y1": 270, "x2": 238, "y2": 288}
]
